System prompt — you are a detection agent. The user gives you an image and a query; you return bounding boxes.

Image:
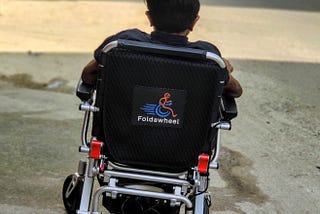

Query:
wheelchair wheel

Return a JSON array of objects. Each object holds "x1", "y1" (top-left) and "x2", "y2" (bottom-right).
[
  {"x1": 188, "y1": 195, "x2": 210, "y2": 214},
  {"x1": 202, "y1": 194, "x2": 210, "y2": 214},
  {"x1": 62, "y1": 174, "x2": 83, "y2": 214},
  {"x1": 203, "y1": 200, "x2": 209, "y2": 214}
]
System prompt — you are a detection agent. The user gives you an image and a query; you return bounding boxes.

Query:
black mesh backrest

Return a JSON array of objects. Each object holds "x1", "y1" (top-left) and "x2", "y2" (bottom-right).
[{"x1": 94, "y1": 41, "x2": 226, "y2": 172}]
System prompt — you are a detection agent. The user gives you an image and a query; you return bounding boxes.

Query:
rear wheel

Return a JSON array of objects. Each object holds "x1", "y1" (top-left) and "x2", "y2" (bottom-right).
[
  {"x1": 62, "y1": 174, "x2": 83, "y2": 214},
  {"x1": 202, "y1": 194, "x2": 211, "y2": 214},
  {"x1": 203, "y1": 199, "x2": 209, "y2": 214},
  {"x1": 188, "y1": 194, "x2": 210, "y2": 214}
]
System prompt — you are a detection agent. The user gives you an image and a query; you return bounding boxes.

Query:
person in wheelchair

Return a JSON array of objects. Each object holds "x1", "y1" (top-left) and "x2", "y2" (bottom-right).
[
  {"x1": 81, "y1": 0, "x2": 242, "y2": 98},
  {"x1": 64, "y1": 1, "x2": 242, "y2": 213}
]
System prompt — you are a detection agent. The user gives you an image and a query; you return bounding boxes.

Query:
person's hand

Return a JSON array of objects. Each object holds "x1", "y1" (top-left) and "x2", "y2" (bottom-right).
[{"x1": 222, "y1": 58, "x2": 233, "y2": 73}]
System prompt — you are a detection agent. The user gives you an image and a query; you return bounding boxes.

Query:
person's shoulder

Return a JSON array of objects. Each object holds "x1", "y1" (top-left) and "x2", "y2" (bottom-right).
[
  {"x1": 114, "y1": 28, "x2": 150, "y2": 42},
  {"x1": 94, "y1": 29, "x2": 151, "y2": 61},
  {"x1": 188, "y1": 40, "x2": 221, "y2": 56}
]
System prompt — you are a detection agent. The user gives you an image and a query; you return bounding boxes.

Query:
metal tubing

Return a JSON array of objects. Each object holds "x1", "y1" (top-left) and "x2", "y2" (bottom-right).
[
  {"x1": 79, "y1": 103, "x2": 99, "y2": 112},
  {"x1": 209, "y1": 161, "x2": 218, "y2": 169},
  {"x1": 211, "y1": 129, "x2": 221, "y2": 166},
  {"x1": 78, "y1": 159, "x2": 95, "y2": 212},
  {"x1": 198, "y1": 176, "x2": 208, "y2": 192},
  {"x1": 102, "y1": 40, "x2": 119, "y2": 53},
  {"x1": 209, "y1": 121, "x2": 232, "y2": 169},
  {"x1": 205, "y1": 52, "x2": 226, "y2": 68},
  {"x1": 104, "y1": 170, "x2": 191, "y2": 187},
  {"x1": 91, "y1": 186, "x2": 193, "y2": 212},
  {"x1": 76, "y1": 211, "x2": 91, "y2": 214},
  {"x1": 194, "y1": 193, "x2": 205, "y2": 214},
  {"x1": 81, "y1": 111, "x2": 90, "y2": 148},
  {"x1": 79, "y1": 146, "x2": 90, "y2": 153},
  {"x1": 108, "y1": 162, "x2": 187, "y2": 177},
  {"x1": 211, "y1": 121, "x2": 231, "y2": 130}
]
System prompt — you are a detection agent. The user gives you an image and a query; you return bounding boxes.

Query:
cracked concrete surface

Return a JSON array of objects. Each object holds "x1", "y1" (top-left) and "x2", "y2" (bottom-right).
[{"x1": 0, "y1": 0, "x2": 319, "y2": 213}]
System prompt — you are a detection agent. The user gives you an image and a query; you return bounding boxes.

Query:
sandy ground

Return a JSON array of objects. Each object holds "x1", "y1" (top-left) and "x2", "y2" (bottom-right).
[{"x1": 0, "y1": 0, "x2": 319, "y2": 213}]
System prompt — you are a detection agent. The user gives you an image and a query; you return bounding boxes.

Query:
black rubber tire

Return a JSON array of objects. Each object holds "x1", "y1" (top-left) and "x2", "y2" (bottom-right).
[
  {"x1": 62, "y1": 174, "x2": 83, "y2": 214},
  {"x1": 203, "y1": 199, "x2": 209, "y2": 214},
  {"x1": 188, "y1": 196, "x2": 210, "y2": 214}
]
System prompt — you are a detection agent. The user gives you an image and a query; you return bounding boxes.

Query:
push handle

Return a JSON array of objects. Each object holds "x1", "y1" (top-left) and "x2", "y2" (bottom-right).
[{"x1": 101, "y1": 39, "x2": 226, "y2": 68}]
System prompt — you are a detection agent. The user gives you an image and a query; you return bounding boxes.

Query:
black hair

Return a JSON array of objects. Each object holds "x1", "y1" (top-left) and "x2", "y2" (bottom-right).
[{"x1": 145, "y1": 0, "x2": 200, "y2": 33}]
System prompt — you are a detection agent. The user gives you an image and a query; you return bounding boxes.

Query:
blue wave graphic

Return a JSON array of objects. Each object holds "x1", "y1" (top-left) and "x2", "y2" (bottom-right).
[{"x1": 140, "y1": 103, "x2": 157, "y2": 115}]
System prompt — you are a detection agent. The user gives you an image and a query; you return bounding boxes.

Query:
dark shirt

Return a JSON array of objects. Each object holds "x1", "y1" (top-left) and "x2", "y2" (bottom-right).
[{"x1": 94, "y1": 28, "x2": 222, "y2": 63}]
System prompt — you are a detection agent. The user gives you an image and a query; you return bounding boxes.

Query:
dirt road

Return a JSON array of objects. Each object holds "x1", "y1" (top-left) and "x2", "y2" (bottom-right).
[{"x1": 0, "y1": 0, "x2": 319, "y2": 213}]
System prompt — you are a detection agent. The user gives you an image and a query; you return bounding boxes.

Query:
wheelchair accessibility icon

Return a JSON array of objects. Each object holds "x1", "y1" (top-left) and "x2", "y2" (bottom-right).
[
  {"x1": 156, "y1": 92, "x2": 177, "y2": 118},
  {"x1": 141, "y1": 92, "x2": 177, "y2": 118}
]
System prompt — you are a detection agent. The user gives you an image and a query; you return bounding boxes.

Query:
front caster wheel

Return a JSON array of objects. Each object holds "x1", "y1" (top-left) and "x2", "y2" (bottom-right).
[{"x1": 62, "y1": 174, "x2": 83, "y2": 214}]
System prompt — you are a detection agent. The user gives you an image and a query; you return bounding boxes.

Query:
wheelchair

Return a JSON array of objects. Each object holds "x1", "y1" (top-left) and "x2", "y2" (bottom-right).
[{"x1": 62, "y1": 39, "x2": 238, "y2": 214}]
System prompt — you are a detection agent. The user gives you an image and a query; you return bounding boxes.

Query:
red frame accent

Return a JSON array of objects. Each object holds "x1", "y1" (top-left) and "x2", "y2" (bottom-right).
[
  {"x1": 197, "y1": 154, "x2": 210, "y2": 174},
  {"x1": 90, "y1": 139, "x2": 102, "y2": 159}
]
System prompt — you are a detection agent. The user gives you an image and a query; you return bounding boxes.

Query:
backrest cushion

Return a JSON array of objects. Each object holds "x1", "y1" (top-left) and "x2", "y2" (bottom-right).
[{"x1": 95, "y1": 48, "x2": 225, "y2": 172}]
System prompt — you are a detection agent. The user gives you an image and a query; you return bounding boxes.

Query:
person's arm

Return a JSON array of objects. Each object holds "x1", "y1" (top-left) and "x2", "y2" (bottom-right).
[
  {"x1": 81, "y1": 34, "x2": 118, "y2": 86},
  {"x1": 222, "y1": 58, "x2": 243, "y2": 98},
  {"x1": 81, "y1": 59, "x2": 99, "y2": 86}
]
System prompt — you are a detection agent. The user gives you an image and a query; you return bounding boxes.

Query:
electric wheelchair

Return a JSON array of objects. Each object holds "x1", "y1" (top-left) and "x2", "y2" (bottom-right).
[{"x1": 62, "y1": 39, "x2": 237, "y2": 214}]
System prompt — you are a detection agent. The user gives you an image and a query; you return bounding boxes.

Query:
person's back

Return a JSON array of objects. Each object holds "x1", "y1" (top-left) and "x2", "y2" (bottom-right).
[{"x1": 81, "y1": 0, "x2": 242, "y2": 98}]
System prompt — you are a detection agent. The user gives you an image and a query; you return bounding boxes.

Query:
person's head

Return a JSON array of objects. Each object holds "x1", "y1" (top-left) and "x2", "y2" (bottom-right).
[{"x1": 145, "y1": 0, "x2": 200, "y2": 34}]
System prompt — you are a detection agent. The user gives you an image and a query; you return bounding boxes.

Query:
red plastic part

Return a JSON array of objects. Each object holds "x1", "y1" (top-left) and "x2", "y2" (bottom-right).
[
  {"x1": 90, "y1": 139, "x2": 102, "y2": 159},
  {"x1": 197, "y1": 154, "x2": 210, "y2": 174}
]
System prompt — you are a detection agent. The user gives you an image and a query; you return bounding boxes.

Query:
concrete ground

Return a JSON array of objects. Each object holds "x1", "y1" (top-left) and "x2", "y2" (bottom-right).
[{"x1": 0, "y1": 0, "x2": 319, "y2": 213}]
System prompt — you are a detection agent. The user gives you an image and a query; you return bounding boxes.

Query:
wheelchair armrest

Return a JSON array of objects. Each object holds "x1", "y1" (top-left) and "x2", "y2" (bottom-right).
[
  {"x1": 220, "y1": 95, "x2": 238, "y2": 121},
  {"x1": 76, "y1": 79, "x2": 94, "y2": 101}
]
